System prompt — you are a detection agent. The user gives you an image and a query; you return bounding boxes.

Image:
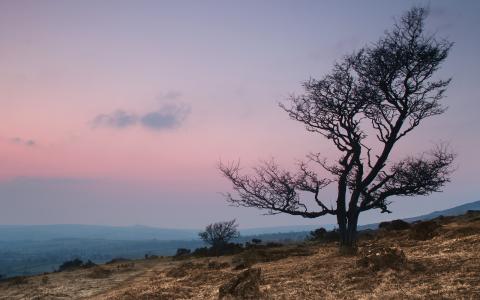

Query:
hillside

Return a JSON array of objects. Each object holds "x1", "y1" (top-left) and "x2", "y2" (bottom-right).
[
  {"x1": 1, "y1": 210, "x2": 479, "y2": 299},
  {"x1": 358, "y1": 200, "x2": 480, "y2": 230},
  {"x1": 1, "y1": 201, "x2": 476, "y2": 242},
  {"x1": 1, "y1": 201, "x2": 478, "y2": 279}
]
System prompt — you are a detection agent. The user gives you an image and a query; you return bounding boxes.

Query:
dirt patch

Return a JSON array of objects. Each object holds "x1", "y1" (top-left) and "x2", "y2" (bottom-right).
[
  {"x1": 7, "y1": 276, "x2": 29, "y2": 286},
  {"x1": 166, "y1": 261, "x2": 204, "y2": 278},
  {"x1": 88, "y1": 266, "x2": 112, "y2": 279},
  {"x1": 208, "y1": 261, "x2": 230, "y2": 270}
]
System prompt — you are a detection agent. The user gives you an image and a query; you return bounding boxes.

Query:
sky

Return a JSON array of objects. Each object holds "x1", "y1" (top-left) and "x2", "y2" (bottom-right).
[{"x1": 0, "y1": 0, "x2": 479, "y2": 229}]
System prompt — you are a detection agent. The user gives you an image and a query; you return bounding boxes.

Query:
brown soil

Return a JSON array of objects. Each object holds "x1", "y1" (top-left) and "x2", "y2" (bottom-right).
[{"x1": 1, "y1": 212, "x2": 479, "y2": 299}]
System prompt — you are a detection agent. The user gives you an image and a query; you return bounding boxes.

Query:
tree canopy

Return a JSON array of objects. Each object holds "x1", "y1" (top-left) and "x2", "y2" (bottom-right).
[{"x1": 220, "y1": 7, "x2": 455, "y2": 250}]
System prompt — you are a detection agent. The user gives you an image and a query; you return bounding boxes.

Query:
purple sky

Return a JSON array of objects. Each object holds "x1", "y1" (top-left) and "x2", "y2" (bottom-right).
[{"x1": 0, "y1": 0, "x2": 479, "y2": 229}]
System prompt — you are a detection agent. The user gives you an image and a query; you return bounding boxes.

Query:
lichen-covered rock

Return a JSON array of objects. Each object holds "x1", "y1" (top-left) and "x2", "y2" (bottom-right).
[{"x1": 357, "y1": 246, "x2": 407, "y2": 271}]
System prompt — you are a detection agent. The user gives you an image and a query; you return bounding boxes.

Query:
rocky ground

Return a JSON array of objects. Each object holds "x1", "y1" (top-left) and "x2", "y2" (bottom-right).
[{"x1": 1, "y1": 211, "x2": 479, "y2": 299}]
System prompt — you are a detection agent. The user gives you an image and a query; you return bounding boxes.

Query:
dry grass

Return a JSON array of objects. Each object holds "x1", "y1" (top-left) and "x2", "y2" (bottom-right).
[{"x1": 1, "y1": 212, "x2": 479, "y2": 299}]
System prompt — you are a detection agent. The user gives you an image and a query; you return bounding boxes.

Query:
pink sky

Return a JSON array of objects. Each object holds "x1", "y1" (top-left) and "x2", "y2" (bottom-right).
[{"x1": 1, "y1": 0, "x2": 479, "y2": 228}]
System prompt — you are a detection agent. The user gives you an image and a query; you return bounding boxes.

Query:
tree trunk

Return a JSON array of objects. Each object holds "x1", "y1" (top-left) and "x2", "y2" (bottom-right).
[
  {"x1": 338, "y1": 211, "x2": 359, "y2": 254},
  {"x1": 336, "y1": 210, "x2": 347, "y2": 244}
]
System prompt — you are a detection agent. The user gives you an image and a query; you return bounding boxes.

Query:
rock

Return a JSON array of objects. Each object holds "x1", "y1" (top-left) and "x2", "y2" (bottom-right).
[
  {"x1": 218, "y1": 268, "x2": 262, "y2": 299},
  {"x1": 357, "y1": 246, "x2": 407, "y2": 271}
]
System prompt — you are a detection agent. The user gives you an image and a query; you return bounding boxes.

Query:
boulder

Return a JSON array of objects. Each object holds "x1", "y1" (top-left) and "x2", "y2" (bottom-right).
[{"x1": 357, "y1": 246, "x2": 407, "y2": 271}]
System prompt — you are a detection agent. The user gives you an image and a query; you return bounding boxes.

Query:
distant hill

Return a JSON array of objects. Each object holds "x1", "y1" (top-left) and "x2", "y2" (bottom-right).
[
  {"x1": 1, "y1": 201, "x2": 478, "y2": 241},
  {"x1": 0, "y1": 224, "x2": 332, "y2": 242},
  {"x1": 359, "y1": 200, "x2": 480, "y2": 230},
  {"x1": 0, "y1": 224, "x2": 199, "y2": 241},
  {"x1": 0, "y1": 200, "x2": 478, "y2": 278},
  {"x1": 240, "y1": 224, "x2": 334, "y2": 236},
  {"x1": 404, "y1": 200, "x2": 480, "y2": 222}
]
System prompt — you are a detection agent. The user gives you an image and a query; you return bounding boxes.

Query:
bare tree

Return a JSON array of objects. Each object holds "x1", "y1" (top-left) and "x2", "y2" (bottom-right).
[
  {"x1": 199, "y1": 219, "x2": 240, "y2": 248},
  {"x1": 220, "y1": 7, "x2": 455, "y2": 251}
]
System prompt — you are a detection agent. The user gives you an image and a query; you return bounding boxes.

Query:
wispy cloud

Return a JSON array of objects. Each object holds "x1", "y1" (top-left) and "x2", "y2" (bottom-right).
[
  {"x1": 91, "y1": 104, "x2": 190, "y2": 131},
  {"x1": 157, "y1": 91, "x2": 182, "y2": 101},
  {"x1": 140, "y1": 104, "x2": 190, "y2": 130},
  {"x1": 10, "y1": 137, "x2": 36, "y2": 147},
  {"x1": 92, "y1": 110, "x2": 138, "y2": 129}
]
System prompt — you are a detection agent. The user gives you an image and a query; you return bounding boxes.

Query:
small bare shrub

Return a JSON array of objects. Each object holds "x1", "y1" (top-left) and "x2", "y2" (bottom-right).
[{"x1": 9, "y1": 276, "x2": 28, "y2": 286}]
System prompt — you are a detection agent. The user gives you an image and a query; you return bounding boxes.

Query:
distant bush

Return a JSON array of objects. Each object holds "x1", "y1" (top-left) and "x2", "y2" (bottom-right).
[
  {"x1": 215, "y1": 242, "x2": 243, "y2": 255},
  {"x1": 106, "y1": 257, "x2": 130, "y2": 264},
  {"x1": 309, "y1": 228, "x2": 327, "y2": 241},
  {"x1": 265, "y1": 242, "x2": 283, "y2": 248},
  {"x1": 83, "y1": 260, "x2": 97, "y2": 268},
  {"x1": 58, "y1": 258, "x2": 84, "y2": 271},
  {"x1": 409, "y1": 220, "x2": 440, "y2": 240},
  {"x1": 175, "y1": 248, "x2": 191, "y2": 257},
  {"x1": 308, "y1": 228, "x2": 340, "y2": 243},
  {"x1": 379, "y1": 219, "x2": 411, "y2": 231},
  {"x1": 251, "y1": 238, "x2": 262, "y2": 245},
  {"x1": 145, "y1": 254, "x2": 160, "y2": 259},
  {"x1": 192, "y1": 242, "x2": 243, "y2": 257},
  {"x1": 245, "y1": 238, "x2": 264, "y2": 249},
  {"x1": 58, "y1": 258, "x2": 97, "y2": 272},
  {"x1": 192, "y1": 246, "x2": 210, "y2": 256}
]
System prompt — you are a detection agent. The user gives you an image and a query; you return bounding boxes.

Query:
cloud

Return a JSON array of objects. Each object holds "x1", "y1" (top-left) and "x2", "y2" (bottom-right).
[
  {"x1": 140, "y1": 104, "x2": 190, "y2": 130},
  {"x1": 92, "y1": 110, "x2": 138, "y2": 129},
  {"x1": 91, "y1": 104, "x2": 190, "y2": 131},
  {"x1": 10, "y1": 137, "x2": 36, "y2": 147},
  {"x1": 158, "y1": 91, "x2": 182, "y2": 101}
]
